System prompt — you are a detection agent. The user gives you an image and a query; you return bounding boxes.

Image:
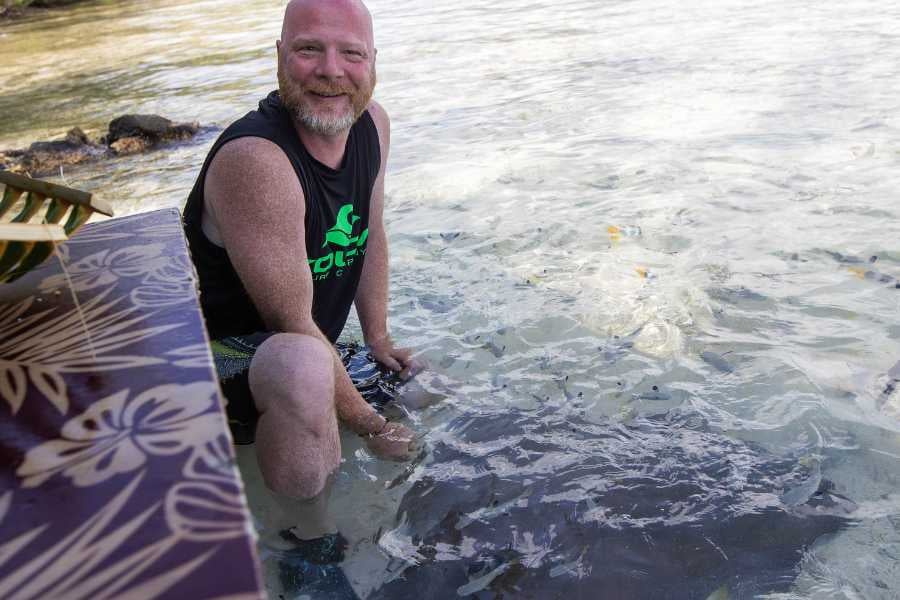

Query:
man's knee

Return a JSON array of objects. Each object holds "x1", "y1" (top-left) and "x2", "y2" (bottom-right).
[{"x1": 248, "y1": 333, "x2": 334, "y2": 416}]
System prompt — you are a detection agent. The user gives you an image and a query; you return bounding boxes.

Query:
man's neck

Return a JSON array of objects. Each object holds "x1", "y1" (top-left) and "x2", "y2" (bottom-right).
[{"x1": 292, "y1": 119, "x2": 350, "y2": 170}]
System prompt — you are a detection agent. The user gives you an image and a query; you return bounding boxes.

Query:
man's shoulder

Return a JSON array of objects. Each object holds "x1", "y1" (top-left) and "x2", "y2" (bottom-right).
[
  {"x1": 365, "y1": 100, "x2": 390, "y2": 154},
  {"x1": 216, "y1": 135, "x2": 284, "y2": 161},
  {"x1": 210, "y1": 136, "x2": 293, "y2": 178},
  {"x1": 366, "y1": 100, "x2": 390, "y2": 129},
  {"x1": 206, "y1": 135, "x2": 300, "y2": 204}
]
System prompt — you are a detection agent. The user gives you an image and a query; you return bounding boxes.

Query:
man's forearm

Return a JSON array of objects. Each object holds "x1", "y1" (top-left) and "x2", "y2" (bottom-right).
[
  {"x1": 279, "y1": 318, "x2": 385, "y2": 436},
  {"x1": 356, "y1": 228, "x2": 390, "y2": 344},
  {"x1": 330, "y1": 345, "x2": 385, "y2": 435}
]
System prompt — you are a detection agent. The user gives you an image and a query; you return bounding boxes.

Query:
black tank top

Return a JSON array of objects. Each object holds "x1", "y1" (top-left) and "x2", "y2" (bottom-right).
[{"x1": 182, "y1": 91, "x2": 381, "y2": 342}]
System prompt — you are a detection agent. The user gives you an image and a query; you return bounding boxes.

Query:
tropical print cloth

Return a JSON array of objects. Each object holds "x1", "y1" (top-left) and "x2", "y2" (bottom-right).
[{"x1": 0, "y1": 209, "x2": 264, "y2": 600}]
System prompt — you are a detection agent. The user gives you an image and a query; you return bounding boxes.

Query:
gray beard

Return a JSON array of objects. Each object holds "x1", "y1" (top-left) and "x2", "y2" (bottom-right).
[{"x1": 292, "y1": 106, "x2": 357, "y2": 136}]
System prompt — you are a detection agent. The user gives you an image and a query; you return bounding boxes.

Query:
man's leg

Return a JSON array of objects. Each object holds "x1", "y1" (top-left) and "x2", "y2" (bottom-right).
[
  {"x1": 248, "y1": 333, "x2": 340, "y2": 500},
  {"x1": 247, "y1": 334, "x2": 359, "y2": 599}
]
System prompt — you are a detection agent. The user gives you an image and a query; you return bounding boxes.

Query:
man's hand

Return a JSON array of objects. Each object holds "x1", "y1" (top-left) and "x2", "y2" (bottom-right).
[
  {"x1": 364, "y1": 421, "x2": 417, "y2": 461},
  {"x1": 368, "y1": 336, "x2": 424, "y2": 380}
]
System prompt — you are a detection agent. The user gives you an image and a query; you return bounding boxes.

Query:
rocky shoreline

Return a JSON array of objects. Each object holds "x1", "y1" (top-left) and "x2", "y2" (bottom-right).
[
  {"x1": 0, "y1": 0, "x2": 85, "y2": 21},
  {"x1": 0, "y1": 115, "x2": 201, "y2": 177}
]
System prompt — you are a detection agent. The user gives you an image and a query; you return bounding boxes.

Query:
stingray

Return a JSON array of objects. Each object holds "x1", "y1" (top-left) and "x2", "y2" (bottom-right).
[{"x1": 368, "y1": 407, "x2": 855, "y2": 600}]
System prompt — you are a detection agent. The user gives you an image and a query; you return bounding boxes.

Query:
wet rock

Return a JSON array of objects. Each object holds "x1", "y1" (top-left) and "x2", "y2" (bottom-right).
[
  {"x1": 105, "y1": 114, "x2": 200, "y2": 155},
  {"x1": 108, "y1": 136, "x2": 151, "y2": 156},
  {"x1": 0, "y1": 127, "x2": 105, "y2": 176},
  {"x1": 1, "y1": 1, "x2": 93, "y2": 20},
  {"x1": 0, "y1": 115, "x2": 201, "y2": 176}
]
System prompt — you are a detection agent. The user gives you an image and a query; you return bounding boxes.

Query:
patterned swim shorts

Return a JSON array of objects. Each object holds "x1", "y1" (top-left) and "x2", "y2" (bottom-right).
[{"x1": 211, "y1": 333, "x2": 400, "y2": 444}]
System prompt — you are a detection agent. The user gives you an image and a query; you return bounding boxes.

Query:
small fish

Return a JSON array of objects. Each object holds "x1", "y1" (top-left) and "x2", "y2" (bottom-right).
[
  {"x1": 635, "y1": 387, "x2": 672, "y2": 401},
  {"x1": 877, "y1": 362, "x2": 900, "y2": 411},
  {"x1": 847, "y1": 266, "x2": 898, "y2": 286},
  {"x1": 888, "y1": 360, "x2": 900, "y2": 380},
  {"x1": 701, "y1": 351, "x2": 735, "y2": 374},
  {"x1": 456, "y1": 560, "x2": 514, "y2": 596},
  {"x1": 482, "y1": 341, "x2": 506, "y2": 358},
  {"x1": 549, "y1": 545, "x2": 588, "y2": 578},
  {"x1": 615, "y1": 405, "x2": 637, "y2": 421},
  {"x1": 847, "y1": 266, "x2": 867, "y2": 280},
  {"x1": 608, "y1": 225, "x2": 621, "y2": 245},
  {"x1": 781, "y1": 458, "x2": 822, "y2": 507},
  {"x1": 608, "y1": 225, "x2": 642, "y2": 246},
  {"x1": 609, "y1": 225, "x2": 642, "y2": 237},
  {"x1": 825, "y1": 250, "x2": 865, "y2": 264},
  {"x1": 705, "y1": 584, "x2": 730, "y2": 600},
  {"x1": 455, "y1": 490, "x2": 528, "y2": 530}
]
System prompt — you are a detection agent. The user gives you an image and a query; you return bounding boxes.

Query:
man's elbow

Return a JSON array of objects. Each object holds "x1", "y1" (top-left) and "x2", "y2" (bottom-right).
[{"x1": 259, "y1": 309, "x2": 320, "y2": 337}]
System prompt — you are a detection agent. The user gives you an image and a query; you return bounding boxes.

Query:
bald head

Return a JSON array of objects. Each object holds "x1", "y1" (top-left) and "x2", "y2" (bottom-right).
[
  {"x1": 281, "y1": 0, "x2": 375, "y2": 52},
  {"x1": 276, "y1": 0, "x2": 377, "y2": 136}
]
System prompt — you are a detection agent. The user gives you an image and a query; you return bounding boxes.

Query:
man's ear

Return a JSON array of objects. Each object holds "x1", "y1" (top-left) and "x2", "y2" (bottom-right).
[{"x1": 276, "y1": 39, "x2": 282, "y2": 54}]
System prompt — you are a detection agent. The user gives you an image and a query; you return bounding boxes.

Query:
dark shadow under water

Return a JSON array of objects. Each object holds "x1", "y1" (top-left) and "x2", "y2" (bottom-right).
[{"x1": 369, "y1": 407, "x2": 855, "y2": 600}]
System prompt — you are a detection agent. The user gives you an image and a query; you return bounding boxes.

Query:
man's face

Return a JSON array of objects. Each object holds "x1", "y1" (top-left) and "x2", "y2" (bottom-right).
[{"x1": 277, "y1": 0, "x2": 376, "y2": 137}]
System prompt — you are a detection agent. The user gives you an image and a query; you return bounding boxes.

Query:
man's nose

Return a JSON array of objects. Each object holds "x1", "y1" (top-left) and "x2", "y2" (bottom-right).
[{"x1": 315, "y1": 48, "x2": 343, "y2": 79}]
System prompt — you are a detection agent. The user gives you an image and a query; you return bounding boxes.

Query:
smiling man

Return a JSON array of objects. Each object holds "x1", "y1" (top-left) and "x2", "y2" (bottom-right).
[{"x1": 182, "y1": 0, "x2": 414, "y2": 596}]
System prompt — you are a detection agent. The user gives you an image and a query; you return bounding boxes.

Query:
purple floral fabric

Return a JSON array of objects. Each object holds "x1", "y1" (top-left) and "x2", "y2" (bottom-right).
[{"x1": 0, "y1": 209, "x2": 264, "y2": 600}]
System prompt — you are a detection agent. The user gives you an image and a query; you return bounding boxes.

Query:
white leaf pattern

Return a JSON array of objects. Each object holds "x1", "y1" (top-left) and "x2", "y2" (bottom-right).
[
  {"x1": 166, "y1": 481, "x2": 249, "y2": 542},
  {"x1": 0, "y1": 288, "x2": 184, "y2": 413},
  {"x1": 17, "y1": 383, "x2": 220, "y2": 488},
  {"x1": 27, "y1": 366, "x2": 67, "y2": 414},
  {"x1": 1, "y1": 209, "x2": 261, "y2": 598},
  {"x1": 0, "y1": 365, "x2": 26, "y2": 415},
  {"x1": 166, "y1": 344, "x2": 212, "y2": 368},
  {"x1": 38, "y1": 244, "x2": 168, "y2": 293}
]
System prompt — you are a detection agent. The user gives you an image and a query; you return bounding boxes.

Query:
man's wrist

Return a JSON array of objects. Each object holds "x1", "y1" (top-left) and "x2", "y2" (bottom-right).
[
  {"x1": 350, "y1": 410, "x2": 387, "y2": 437},
  {"x1": 364, "y1": 329, "x2": 391, "y2": 347}
]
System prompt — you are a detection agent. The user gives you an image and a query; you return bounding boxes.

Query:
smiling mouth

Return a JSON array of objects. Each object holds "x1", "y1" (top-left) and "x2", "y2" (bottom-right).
[{"x1": 309, "y1": 91, "x2": 346, "y2": 99}]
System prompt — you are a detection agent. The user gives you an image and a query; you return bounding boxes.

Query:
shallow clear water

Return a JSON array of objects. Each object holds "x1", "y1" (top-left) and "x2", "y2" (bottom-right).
[{"x1": 3, "y1": 0, "x2": 899, "y2": 597}]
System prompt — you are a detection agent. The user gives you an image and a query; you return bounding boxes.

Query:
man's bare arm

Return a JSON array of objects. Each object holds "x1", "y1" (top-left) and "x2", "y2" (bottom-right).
[
  {"x1": 355, "y1": 102, "x2": 418, "y2": 377},
  {"x1": 205, "y1": 136, "x2": 386, "y2": 436},
  {"x1": 355, "y1": 102, "x2": 391, "y2": 344}
]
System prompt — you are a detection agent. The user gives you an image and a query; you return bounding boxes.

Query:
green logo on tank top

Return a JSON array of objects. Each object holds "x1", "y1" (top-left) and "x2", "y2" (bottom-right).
[{"x1": 308, "y1": 203, "x2": 368, "y2": 281}]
